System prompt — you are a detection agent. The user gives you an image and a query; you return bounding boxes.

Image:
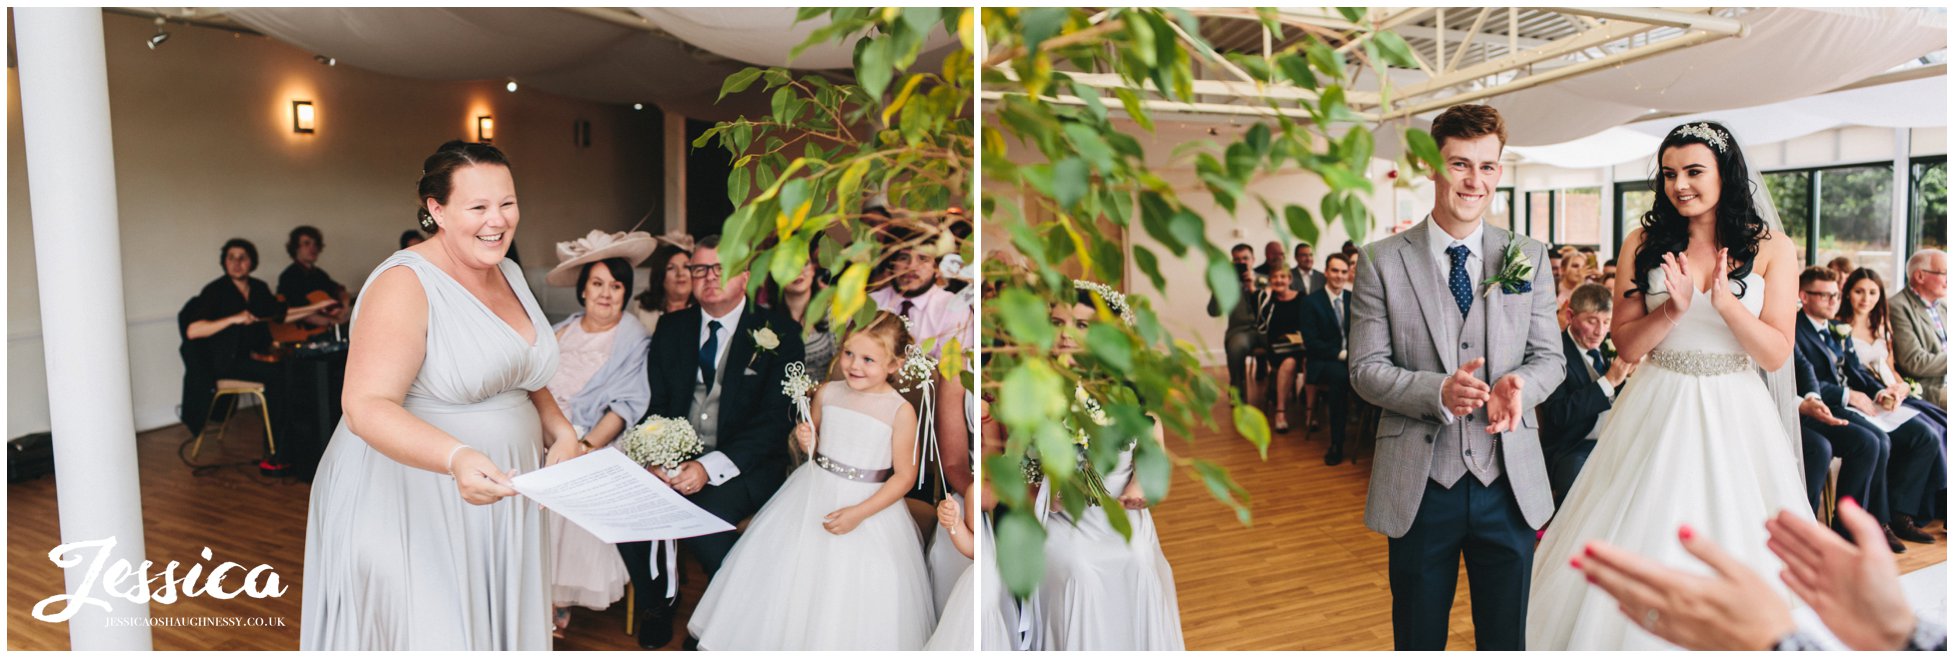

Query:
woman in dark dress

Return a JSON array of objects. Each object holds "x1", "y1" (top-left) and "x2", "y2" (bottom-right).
[{"x1": 1259, "y1": 266, "x2": 1307, "y2": 432}]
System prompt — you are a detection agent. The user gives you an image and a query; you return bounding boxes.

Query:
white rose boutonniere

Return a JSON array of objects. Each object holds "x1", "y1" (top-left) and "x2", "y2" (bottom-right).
[
  {"x1": 752, "y1": 327, "x2": 780, "y2": 351},
  {"x1": 1829, "y1": 322, "x2": 1853, "y2": 341}
]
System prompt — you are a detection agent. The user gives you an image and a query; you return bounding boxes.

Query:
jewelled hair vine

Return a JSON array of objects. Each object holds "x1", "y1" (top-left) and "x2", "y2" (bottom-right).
[
  {"x1": 1675, "y1": 123, "x2": 1728, "y2": 153},
  {"x1": 1073, "y1": 279, "x2": 1137, "y2": 325}
]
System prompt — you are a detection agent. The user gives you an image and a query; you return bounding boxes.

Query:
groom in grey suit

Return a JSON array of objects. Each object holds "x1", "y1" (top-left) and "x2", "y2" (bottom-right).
[{"x1": 1348, "y1": 104, "x2": 1564, "y2": 650}]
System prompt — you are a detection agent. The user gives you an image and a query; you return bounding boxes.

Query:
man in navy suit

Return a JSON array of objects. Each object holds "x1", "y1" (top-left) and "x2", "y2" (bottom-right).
[
  {"x1": 619, "y1": 235, "x2": 804, "y2": 648},
  {"x1": 1795, "y1": 267, "x2": 1938, "y2": 550},
  {"x1": 1538, "y1": 283, "x2": 1635, "y2": 507},
  {"x1": 1300, "y1": 253, "x2": 1353, "y2": 464}
]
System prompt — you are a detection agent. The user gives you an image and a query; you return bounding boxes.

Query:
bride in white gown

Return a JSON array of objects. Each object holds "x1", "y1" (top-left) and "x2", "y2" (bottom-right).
[{"x1": 1528, "y1": 122, "x2": 1813, "y2": 650}]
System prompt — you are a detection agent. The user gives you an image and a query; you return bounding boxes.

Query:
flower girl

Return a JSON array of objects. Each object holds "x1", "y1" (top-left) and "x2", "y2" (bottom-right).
[{"x1": 686, "y1": 312, "x2": 935, "y2": 650}]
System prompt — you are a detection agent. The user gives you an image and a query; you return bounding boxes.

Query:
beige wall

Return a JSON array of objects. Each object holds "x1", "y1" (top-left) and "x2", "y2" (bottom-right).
[{"x1": 8, "y1": 13, "x2": 665, "y2": 437}]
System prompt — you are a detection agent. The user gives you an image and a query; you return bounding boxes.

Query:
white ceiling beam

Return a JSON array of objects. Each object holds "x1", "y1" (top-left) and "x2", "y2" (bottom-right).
[{"x1": 1382, "y1": 28, "x2": 1730, "y2": 120}]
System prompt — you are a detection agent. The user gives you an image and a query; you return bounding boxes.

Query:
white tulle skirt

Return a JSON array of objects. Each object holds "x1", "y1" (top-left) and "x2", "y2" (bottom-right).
[{"x1": 1526, "y1": 362, "x2": 1814, "y2": 650}]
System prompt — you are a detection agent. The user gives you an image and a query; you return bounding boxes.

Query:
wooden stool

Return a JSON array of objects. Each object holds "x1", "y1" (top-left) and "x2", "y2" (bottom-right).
[{"x1": 184, "y1": 379, "x2": 277, "y2": 466}]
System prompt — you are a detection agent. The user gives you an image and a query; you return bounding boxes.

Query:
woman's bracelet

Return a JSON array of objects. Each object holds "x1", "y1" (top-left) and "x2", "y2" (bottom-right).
[
  {"x1": 446, "y1": 444, "x2": 477, "y2": 478},
  {"x1": 1659, "y1": 302, "x2": 1680, "y2": 327}
]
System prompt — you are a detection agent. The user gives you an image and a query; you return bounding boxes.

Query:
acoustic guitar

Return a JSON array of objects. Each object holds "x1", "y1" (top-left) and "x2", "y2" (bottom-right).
[{"x1": 268, "y1": 290, "x2": 343, "y2": 344}]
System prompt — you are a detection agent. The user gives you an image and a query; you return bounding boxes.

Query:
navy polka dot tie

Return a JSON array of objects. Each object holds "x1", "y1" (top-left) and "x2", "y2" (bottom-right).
[{"x1": 1446, "y1": 244, "x2": 1473, "y2": 316}]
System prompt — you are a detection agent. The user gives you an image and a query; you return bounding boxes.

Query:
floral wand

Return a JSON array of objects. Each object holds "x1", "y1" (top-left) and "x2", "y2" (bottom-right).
[{"x1": 781, "y1": 361, "x2": 817, "y2": 426}]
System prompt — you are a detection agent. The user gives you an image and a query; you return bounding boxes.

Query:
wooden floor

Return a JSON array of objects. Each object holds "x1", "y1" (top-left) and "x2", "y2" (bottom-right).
[
  {"x1": 6, "y1": 417, "x2": 704, "y2": 651},
  {"x1": 1150, "y1": 367, "x2": 1947, "y2": 651}
]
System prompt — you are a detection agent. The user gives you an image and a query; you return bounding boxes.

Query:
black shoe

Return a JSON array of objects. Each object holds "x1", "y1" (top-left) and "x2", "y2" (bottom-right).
[
  {"x1": 682, "y1": 635, "x2": 700, "y2": 651},
  {"x1": 1324, "y1": 447, "x2": 1344, "y2": 466},
  {"x1": 1891, "y1": 516, "x2": 1935, "y2": 543},
  {"x1": 636, "y1": 602, "x2": 676, "y2": 649},
  {"x1": 1882, "y1": 525, "x2": 1909, "y2": 553}
]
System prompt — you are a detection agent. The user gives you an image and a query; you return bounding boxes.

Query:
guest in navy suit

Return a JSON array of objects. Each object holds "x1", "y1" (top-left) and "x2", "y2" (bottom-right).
[
  {"x1": 1795, "y1": 267, "x2": 1940, "y2": 549},
  {"x1": 1299, "y1": 253, "x2": 1354, "y2": 464},
  {"x1": 1538, "y1": 283, "x2": 1635, "y2": 507}
]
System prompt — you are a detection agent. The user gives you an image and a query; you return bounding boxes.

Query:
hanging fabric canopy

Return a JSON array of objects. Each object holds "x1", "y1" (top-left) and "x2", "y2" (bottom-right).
[
  {"x1": 222, "y1": 7, "x2": 956, "y2": 120},
  {"x1": 1486, "y1": 7, "x2": 1944, "y2": 147},
  {"x1": 1508, "y1": 74, "x2": 1947, "y2": 169}
]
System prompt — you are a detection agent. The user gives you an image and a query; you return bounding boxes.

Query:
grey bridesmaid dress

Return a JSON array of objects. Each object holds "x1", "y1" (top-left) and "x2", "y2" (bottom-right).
[{"x1": 301, "y1": 250, "x2": 559, "y2": 650}]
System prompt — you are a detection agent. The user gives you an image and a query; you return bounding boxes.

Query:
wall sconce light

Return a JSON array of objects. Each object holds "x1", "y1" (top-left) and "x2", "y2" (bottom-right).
[
  {"x1": 292, "y1": 100, "x2": 316, "y2": 134},
  {"x1": 477, "y1": 115, "x2": 494, "y2": 143}
]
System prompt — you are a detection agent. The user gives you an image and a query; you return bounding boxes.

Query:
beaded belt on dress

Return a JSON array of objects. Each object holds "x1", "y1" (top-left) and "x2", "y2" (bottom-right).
[
  {"x1": 813, "y1": 452, "x2": 892, "y2": 483},
  {"x1": 1648, "y1": 348, "x2": 1753, "y2": 376}
]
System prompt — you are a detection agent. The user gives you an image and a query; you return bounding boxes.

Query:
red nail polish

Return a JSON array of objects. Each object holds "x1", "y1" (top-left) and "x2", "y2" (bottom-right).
[
  {"x1": 1679, "y1": 525, "x2": 1694, "y2": 541},
  {"x1": 1585, "y1": 573, "x2": 1597, "y2": 584},
  {"x1": 1584, "y1": 545, "x2": 1595, "y2": 557},
  {"x1": 1570, "y1": 557, "x2": 1582, "y2": 569},
  {"x1": 1841, "y1": 496, "x2": 1856, "y2": 508}
]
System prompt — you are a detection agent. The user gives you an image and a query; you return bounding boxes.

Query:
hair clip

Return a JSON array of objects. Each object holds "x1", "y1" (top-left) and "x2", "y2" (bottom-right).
[{"x1": 1675, "y1": 123, "x2": 1728, "y2": 154}]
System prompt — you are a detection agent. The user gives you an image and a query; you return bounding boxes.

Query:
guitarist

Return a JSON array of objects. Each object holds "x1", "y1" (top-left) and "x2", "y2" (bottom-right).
[{"x1": 277, "y1": 225, "x2": 350, "y2": 331}]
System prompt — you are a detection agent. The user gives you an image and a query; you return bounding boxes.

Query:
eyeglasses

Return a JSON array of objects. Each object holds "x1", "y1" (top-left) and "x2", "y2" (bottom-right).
[
  {"x1": 686, "y1": 263, "x2": 724, "y2": 279},
  {"x1": 1801, "y1": 290, "x2": 1840, "y2": 300},
  {"x1": 1924, "y1": 269, "x2": 1947, "y2": 277}
]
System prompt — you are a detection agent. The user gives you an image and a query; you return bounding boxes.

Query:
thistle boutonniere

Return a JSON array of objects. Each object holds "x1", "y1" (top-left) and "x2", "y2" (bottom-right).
[{"x1": 1484, "y1": 238, "x2": 1535, "y2": 296}]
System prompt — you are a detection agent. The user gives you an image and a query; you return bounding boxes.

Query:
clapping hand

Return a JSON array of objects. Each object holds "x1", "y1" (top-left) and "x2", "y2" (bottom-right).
[
  {"x1": 1707, "y1": 249, "x2": 1742, "y2": 315},
  {"x1": 1658, "y1": 252, "x2": 1693, "y2": 318},
  {"x1": 1766, "y1": 499, "x2": 1915, "y2": 651},
  {"x1": 1485, "y1": 374, "x2": 1526, "y2": 434},
  {"x1": 1443, "y1": 358, "x2": 1492, "y2": 418},
  {"x1": 1572, "y1": 526, "x2": 1794, "y2": 650}
]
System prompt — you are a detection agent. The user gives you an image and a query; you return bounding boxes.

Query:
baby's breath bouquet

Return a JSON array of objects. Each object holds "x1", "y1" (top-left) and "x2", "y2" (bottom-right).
[
  {"x1": 619, "y1": 415, "x2": 703, "y2": 476},
  {"x1": 781, "y1": 361, "x2": 817, "y2": 425}
]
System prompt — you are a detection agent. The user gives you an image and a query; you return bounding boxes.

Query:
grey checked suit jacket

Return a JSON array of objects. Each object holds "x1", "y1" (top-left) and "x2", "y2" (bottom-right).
[
  {"x1": 1889, "y1": 288, "x2": 1947, "y2": 408},
  {"x1": 1348, "y1": 221, "x2": 1565, "y2": 538}
]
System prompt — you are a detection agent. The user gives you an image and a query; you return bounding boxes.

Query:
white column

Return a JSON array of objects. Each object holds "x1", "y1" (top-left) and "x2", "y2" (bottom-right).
[
  {"x1": 1892, "y1": 127, "x2": 1912, "y2": 284},
  {"x1": 14, "y1": 8, "x2": 154, "y2": 649},
  {"x1": 663, "y1": 110, "x2": 688, "y2": 234}
]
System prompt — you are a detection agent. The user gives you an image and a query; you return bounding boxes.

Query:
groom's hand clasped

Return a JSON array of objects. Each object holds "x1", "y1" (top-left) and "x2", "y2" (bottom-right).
[{"x1": 1442, "y1": 357, "x2": 1492, "y2": 418}]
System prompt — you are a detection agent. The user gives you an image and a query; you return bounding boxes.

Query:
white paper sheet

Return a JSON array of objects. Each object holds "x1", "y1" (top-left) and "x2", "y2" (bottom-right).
[
  {"x1": 509, "y1": 448, "x2": 733, "y2": 544},
  {"x1": 1851, "y1": 405, "x2": 1921, "y2": 433}
]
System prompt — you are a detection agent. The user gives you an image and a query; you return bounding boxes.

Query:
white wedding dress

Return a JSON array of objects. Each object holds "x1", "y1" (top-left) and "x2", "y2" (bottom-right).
[
  {"x1": 1527, "y1": 272, "x2": 1814, "y2": 650},
  {"x1": 685, "y1": 382, "x2": 935, "y2": 650}
]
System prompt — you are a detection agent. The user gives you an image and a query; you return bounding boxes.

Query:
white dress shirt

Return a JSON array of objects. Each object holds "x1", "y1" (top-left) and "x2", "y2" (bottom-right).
[{"x1": 1424, "y1": 215, "x2": 1485, "y2": 295}]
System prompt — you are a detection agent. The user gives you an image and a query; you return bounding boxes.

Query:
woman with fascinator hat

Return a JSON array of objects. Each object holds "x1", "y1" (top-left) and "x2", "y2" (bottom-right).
[
  {"x1": 1526, "y1": 122, "x2": 1813, "y2": 650},
  {"x1": 538, "y1": 229, "x2": 658, "y2": 636},
  {"x1": 1025, "y1": 281, "x2": 1184, "y2": 651}
]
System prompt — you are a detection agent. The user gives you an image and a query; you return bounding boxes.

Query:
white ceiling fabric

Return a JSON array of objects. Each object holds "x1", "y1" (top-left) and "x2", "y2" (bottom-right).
[
  {"x1": 1484, "y1": 7, "x2": 1944, "y2": 147},
  {"x1": 222, "y1": 7, "x2": 953, "y2": 120},
  {"x1": 1508, "y1": 74, "x2": 1947, "y2": 169}
]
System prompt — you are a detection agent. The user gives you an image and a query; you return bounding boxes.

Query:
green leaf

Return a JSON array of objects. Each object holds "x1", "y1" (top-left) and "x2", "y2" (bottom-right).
[
  {"x1": 727, "y1": 168, "x2": 751, "y2": 206},
  {"x1": 1133, "y1": 427, "x2": 1172, "y2": 504},
  {"x1": 1232, "y1": 402, "x2": 1271, "y2": 459},
  {"x1": 1285, "y1": 204, "x2": 1318, "y2": 247},
  {"x1": 1133, "y1": 245, "x2": 1166, "y2": 291},
  {"x1": 717, "y1": 68, "x2": 764, "y2": 101},
  {"x1": 1022, "y1": 7, "x2": 1069, "y2": 54},
  {"x1": 1373, "y1": 31, "x2": 1420, "y2": 69},
  {"x1": 1085, "y1": 323, "x2": 1136, "y2": 374},
  {"x1": 1341, "y1": 191, "x2": 1371, "y2": 245},
  {"x1": 1405, "y1": 128, "x2": 1444, "y2": 175},
  {"x1": 1206, "y1": 258, "x2": 1240, "y2": 319},
  {"x1": 1112, "y1": 88, "x2": 1153, "y2": 132},
  {"x1": 1305, "y1": 42, "x2": 1346, "y2": 81},
  {"x1": 997, "y1": 508, "x2": 1047, "y2": 597},
  {"x1": 1192, "y1": 458, "x2": 1253, "y2": 525},
  {"x1": 1275, "y1": 52, "x2": 1317, "y2": 89},
  {"x1": 1138, "y1": 192, "x2": 1184, "y2": 256},
  {"x1": 769, "y1": 234, "x2": 810, "y2": 289},
  {"x1": 1336, "y1": 7, "x2": 1366, "y2": 23},
  {"x1": 1053, "y1": 157, "x2": 1089, "y2": 208},
  {"x1": 831, "y1": 263, "x2": 870, "y2": 326},
  {"x1": 1061, "y1": 123, "x2": 1117, "y2": 173},
  {"x1": 1167, "y1": 210, "x2": 1205, "y2": 255},
  {"x1": 1245, "y1": 122, "x2": 1271, "y2": 157},
  {"x1": 771, "y1": 86, "x2": 794, "y2": 122},
  {"x1": 855, "y1": 36, "x2": 895, "y2": 100},
  {"x1": 993, "y1": 288, "x2": 1056, "y2": 350},
  {"x1": 1343, "y1": 126, "x2": 1374, "y2": 167}
]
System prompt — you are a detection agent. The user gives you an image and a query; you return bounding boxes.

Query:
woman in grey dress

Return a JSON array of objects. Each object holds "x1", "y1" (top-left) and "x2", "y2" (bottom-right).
[{"x1": 301, "y1": 141, "x2": 564, "y2": 650}]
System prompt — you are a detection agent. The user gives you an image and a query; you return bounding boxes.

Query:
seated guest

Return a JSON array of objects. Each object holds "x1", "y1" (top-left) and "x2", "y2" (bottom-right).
[
  {"x1": 1299, "y1": 253, "x2": 1353, "y2": 464},
  {"x1": 1289, "y1": 241, "x2": 1325, "y2": 295},
  {"x1": 1554, "y1": 246, "x2": 1590, "y2": 328},
  {"x1": 1601, "y1": 258, "x2": 1616, "y2": 281},
  {"x1": 177, "y1": 238, "x2": 339, "y2": 467},
  {"x1": 1253, "y1": 240, "x2": 1284, "y2": 279},
  {"x1": 1794, "y1": 344, "x2": 1894, "y2": 550},
  {"x1": 1577, "y1": 247, "x2": 1599, "y2": 280},
  {"x1": 1258, "y1": 267, "x2": 1306, "y2": 433},
  {"x1": 761, "y1": 237, "x2": 837, "y2": 379},
  {"x1": 1539, "y1": 283, "x2": 1634, "y2": 507},
  {"x1": 277, "y1": 226, "x2": 349, "y2": 327},
  {"x1": 398, "y1": 228, "x2": 426, "y2": 249},
  {"x1": 1207, "y1": 243, "x2": 1264, "y2": 399},
  {"x1": 1890, "y1": 249, "x2": 1947, "y2": 408},
  {"x1": 1550, "y1": 250, "x2": 1564, "y2": 282},
  {"x1": 870, "y1": 241, "x2": 971, "y2": 358},
  {"x1": 1797, "y1": 267, "x2": 1941, "y2": 547},
  {"x1": 540, "y1": 231, "x2": 656, "y2": 637},
  {"x1": 1828, "y1": 255, "x2": 1856, "y2": 282},
  {"x1": 630, "y1": 235, "x2": 694, "y2": 333},
  {"x1": 1839, "y1": 268, "x2": 1946, "y2": 431}
]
